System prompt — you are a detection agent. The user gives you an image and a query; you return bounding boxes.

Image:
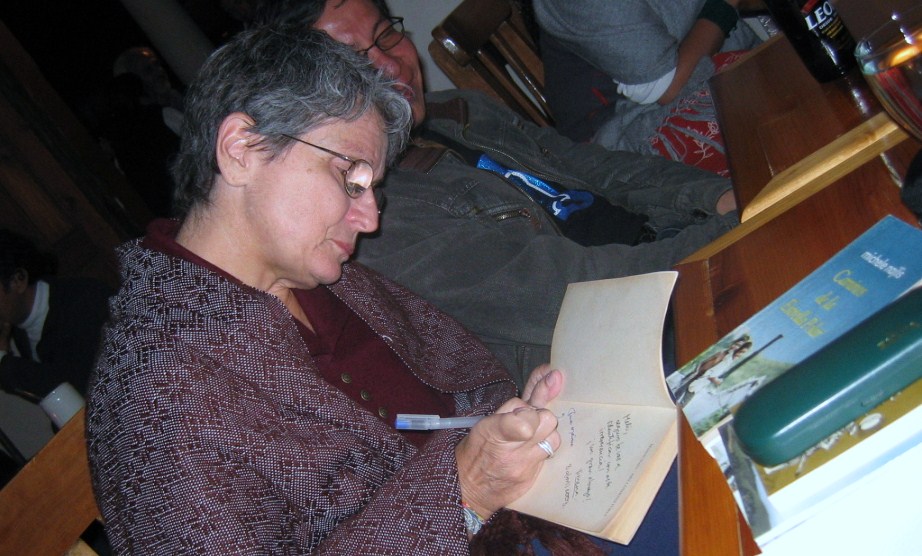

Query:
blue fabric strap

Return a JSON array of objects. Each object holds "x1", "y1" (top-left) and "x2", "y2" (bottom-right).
[{"x1": 477, "y1": 154, "x2": 594, "y2": 221}]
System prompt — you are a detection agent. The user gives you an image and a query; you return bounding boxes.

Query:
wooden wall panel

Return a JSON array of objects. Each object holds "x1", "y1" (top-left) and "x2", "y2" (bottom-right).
[{"x1": 0, "y1": 18, "x2": 153, "y2": 287}]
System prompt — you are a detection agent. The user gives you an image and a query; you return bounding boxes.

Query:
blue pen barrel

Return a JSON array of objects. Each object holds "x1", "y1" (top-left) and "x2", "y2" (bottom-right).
[{"x1": 395, "y1": 414, "x2": 484, "y2": 430}]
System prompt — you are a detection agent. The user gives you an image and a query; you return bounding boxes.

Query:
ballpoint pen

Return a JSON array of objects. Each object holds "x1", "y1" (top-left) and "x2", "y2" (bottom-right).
[{"x1": 394, "y1": 413, "x2": 485, "y2": 430}]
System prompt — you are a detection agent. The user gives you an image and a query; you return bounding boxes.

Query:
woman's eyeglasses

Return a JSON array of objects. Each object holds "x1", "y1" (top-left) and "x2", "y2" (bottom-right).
[{"x1": 281, "y1": 134, "x2": 380, "y2": 204}]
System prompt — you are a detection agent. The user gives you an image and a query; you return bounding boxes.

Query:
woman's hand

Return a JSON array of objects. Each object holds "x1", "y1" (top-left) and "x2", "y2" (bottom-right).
[
  {"x1": 455, "y1": 366, "x2": 564, "y2": 520},
  {"x1": 522, "y1": 364, "x2": 564, "y2": 407}
]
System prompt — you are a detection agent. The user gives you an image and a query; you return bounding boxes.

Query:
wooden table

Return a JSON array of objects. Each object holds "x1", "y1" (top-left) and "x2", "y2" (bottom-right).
[
  {"x1": 674, "y1": 2, "x2": 922, "y2": 551},
  {"x1": 710, "y1": 34, "x2": 920, "y2": 222},
  {"x1": 673, "y1": 168, "x2": 919, "y2": 555}
]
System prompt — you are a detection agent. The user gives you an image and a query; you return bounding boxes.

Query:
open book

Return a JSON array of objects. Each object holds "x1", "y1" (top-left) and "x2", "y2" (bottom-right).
[
  {"x1": 665, "y1": 215, "x2": 922, "y2": 549},
  {"x1": 508, "y1": 271, "x2": 678, "y2": 545}
]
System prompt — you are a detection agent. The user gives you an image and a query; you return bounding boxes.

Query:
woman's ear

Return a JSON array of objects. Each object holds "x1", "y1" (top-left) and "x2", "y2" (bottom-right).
[{"x1": 215, "y1": 113, "x2": 259, "y2": 186}]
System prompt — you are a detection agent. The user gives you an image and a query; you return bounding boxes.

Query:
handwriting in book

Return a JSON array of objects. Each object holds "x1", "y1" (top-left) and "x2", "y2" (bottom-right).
[{"x1": 556, "y1": 405, "x2": 646, "y2": 510}]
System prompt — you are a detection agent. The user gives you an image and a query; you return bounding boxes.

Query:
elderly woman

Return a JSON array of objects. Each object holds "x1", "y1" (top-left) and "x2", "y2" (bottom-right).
[{"x1": 86, "y1": 26, "x2": 567, "y2": 554}]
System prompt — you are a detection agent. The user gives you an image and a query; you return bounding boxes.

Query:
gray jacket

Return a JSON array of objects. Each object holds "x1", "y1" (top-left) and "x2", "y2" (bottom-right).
[{"x1": 355, "y1": 90, "x2": 737, "y2": 387}]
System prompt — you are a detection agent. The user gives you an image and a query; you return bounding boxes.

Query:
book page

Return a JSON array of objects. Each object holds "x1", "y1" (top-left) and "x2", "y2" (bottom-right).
[
  {"x1": 508, "y1": 271, "x2": 679, "y2": 544},
  {"x1": 508, "y1": 402, "x2": 676, "y2": 541},
  {"x1": 550, "y1": 271, "x2": 677, "y2": 408},
  {"x1": 758, "y1": 439, "x2": 922, "y2": 556}
]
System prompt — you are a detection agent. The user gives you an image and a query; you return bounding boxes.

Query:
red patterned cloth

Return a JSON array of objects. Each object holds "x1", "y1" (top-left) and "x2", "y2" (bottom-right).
[
  {"x1": 649, "y1": 51, "x2": 748, "y2": 177},
  {"x1": 295, "y1": 286, "x2": 455, "y2": 448}
]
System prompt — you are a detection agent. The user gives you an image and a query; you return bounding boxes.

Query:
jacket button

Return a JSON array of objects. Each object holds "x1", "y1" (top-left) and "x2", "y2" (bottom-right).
[
  {"x1": 341, "y1": 373, "x2": 352, "y2": 384},
  {"x1": 378, "y1": 407, "x2": 388, "y2": 418},
  {"x1": 361, "y1": 390, "x2": 372, "y2": 401}
]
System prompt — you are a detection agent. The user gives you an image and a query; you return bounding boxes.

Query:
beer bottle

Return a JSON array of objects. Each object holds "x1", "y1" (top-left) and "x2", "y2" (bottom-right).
[{"x1": 762, "y1": 0, "x2": 857, "y2": 82}]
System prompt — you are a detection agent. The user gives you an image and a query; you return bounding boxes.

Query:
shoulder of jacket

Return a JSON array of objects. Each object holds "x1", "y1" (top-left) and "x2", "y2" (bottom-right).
[{"x1": 395, "y1": 139, "x2": 452, "y2": 172}]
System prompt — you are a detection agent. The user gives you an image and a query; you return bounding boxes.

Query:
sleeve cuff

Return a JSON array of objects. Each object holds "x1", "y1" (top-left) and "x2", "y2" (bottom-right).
[{"x1": 697, "y1": 0, "x2": 739, "y2": 37}]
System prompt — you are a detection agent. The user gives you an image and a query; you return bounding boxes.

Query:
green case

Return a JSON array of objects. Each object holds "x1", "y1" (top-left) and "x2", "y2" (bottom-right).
[{"x1": 733, "y1": 286, "x2": 922, "y2": 467}]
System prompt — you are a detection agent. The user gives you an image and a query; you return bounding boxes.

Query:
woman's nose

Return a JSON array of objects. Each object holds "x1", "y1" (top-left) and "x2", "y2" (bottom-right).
[{"x1": 350, "y1": 192, "x2": 380, "y2": 233}]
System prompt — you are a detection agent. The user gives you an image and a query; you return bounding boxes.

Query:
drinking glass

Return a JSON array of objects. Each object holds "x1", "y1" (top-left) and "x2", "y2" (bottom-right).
[
  {"x1": 856, "y1": 7, "x2": 922, "y2": 216},
  {"x1": 855, "y1": 7, "x2": 922, "y2": 141}
]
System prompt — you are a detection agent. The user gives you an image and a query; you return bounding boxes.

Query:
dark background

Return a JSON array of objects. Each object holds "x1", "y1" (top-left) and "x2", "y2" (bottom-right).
[
  {"x1": 0, "y1": 0, "x2": 245, "y2": 121},
  {"x1": 0, "y1": 1, "x2": 247, "y2": 217}
]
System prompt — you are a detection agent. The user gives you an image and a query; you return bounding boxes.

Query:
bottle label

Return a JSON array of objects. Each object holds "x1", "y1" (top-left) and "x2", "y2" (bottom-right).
[
  {"x1": 766, "y1": 0, "x2": 857, "y2": 80},
  {"x1": 800, "y1": 0, "x2": 850, "y2": 46}
]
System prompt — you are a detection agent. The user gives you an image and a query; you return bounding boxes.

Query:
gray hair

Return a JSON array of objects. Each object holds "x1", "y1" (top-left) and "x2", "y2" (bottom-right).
[{"x1": 171, "y1": 24, "x2": 412, "y2": 218}]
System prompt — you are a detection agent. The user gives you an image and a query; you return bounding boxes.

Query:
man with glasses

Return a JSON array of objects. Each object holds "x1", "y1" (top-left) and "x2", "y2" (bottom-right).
[{"x1": 252, "y1": 0, "x2": 738, "y2": 394}]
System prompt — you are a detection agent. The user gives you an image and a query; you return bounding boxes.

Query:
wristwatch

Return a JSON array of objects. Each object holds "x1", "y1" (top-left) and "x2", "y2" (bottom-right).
[{"x1": 461, "y1": 502, "x2": 485, "y2": 536}]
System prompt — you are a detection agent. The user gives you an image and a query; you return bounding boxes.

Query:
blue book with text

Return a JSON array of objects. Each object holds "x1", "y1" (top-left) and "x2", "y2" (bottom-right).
[{"x1": 666, "y1": 215, "x2": 922, "y2": 438}]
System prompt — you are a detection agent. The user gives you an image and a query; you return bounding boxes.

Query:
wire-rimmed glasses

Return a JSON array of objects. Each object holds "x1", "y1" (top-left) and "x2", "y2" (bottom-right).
[{"x1": 281, "y1": 133, "x2": 379, "y2": 204}]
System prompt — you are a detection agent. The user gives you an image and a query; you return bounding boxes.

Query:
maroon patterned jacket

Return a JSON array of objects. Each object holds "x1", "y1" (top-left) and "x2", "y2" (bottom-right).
[{"x1": 86, "y1": 239, "x2": 516, "y2": 555}]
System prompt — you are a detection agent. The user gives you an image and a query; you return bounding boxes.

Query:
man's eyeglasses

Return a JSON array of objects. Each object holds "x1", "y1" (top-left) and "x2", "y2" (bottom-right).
[
  {"x1": 281, "y1": 134, "x2": 381, "y2": 205},
  {"x1": 355, "y1": 17, "x2": 406, "y2": 57}
]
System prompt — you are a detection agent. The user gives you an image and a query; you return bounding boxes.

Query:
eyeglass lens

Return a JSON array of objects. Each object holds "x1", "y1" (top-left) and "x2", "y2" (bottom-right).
[
  {"x1": 376, "y1": 19, "x2": 404, "y2": 51},
  {"x1": 359, "y1": 18, "x2": 405, "y2": 55},
  {"x1": 344, "y1": 161, "x2": 375, "y2": 198},
  {"x1": 280, "y1": 133, "x2": 377, "y2": 201}
]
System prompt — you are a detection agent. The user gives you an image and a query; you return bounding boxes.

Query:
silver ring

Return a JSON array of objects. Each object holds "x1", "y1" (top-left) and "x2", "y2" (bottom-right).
[{"x1": 537, "y1": 439, "x2": 554, "y2": 459}]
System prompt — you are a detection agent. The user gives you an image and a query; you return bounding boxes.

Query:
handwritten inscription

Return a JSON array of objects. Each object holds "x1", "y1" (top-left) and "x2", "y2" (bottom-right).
[
  {"x1": 559, "y1": 408, "x2": 640, "y2": 508},
  {"x1": 564, "y1": 408, "x2": 577, "y2": 447},
  {"x1": 563, "y1": 464, "x2": 572, "y2": 505}
]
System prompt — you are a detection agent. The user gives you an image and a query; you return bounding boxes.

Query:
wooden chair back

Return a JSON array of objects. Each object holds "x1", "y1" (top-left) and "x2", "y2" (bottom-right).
[
  {"x1": 429, "y1": 0, "x2": 553, "y2": 127},
  {"x1": 0, "y1": 408, "x2": 102, "y2": 555}
]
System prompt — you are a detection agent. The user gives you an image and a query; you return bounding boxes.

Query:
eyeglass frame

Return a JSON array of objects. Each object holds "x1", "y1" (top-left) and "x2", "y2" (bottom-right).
[
  {"x1": 355, "y1": 17, "x2": 406, "y2": 57},
  {"x1": 280, "y1": 133, "x2": 382, "y2": 207}
]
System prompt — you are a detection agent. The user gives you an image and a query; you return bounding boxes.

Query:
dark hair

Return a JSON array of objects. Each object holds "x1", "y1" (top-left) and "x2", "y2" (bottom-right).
[
  {"x1": 733, "y1": 341, "x2": 753, "y2": 356},
  {"x1": 0, "y1": 229, "x2": 57, "y2": 288},
  {"x1": 249, "y1": 0, "x2": 393, "y2": 28},
  {"x1": 171, "y1": 23, "x2": 411, "y2": 218},
  {"x1": 471, "y1": 511, "x2": 605, "y2": 556}
]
